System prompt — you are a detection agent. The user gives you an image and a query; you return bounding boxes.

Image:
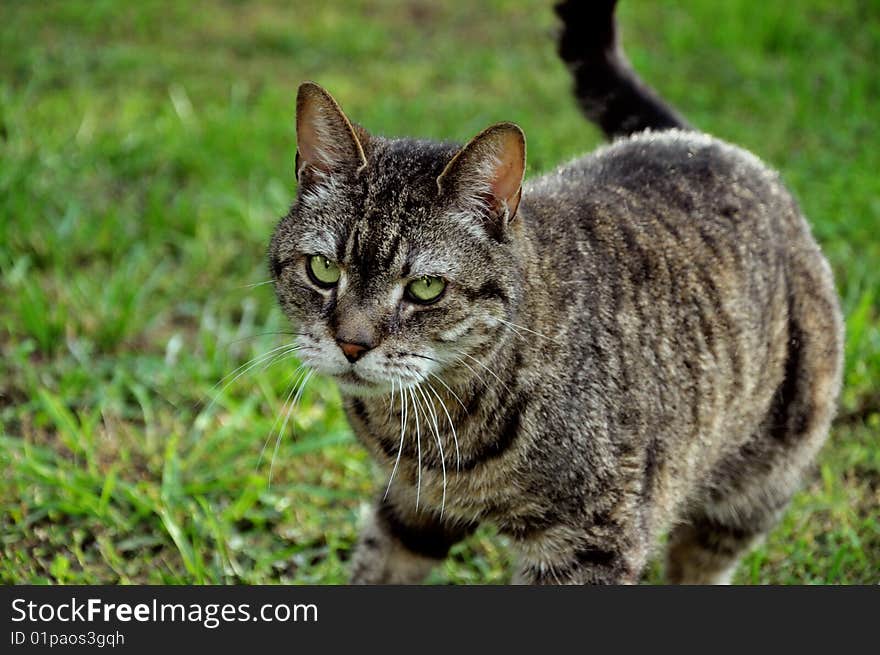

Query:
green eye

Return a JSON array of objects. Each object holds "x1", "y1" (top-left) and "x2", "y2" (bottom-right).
[
  {"x1": 307, "y1": 255, "x2": 341, "y2": 287},
  {"x1": 406, "y1": 275, "x2": 446, "y2": 303}
]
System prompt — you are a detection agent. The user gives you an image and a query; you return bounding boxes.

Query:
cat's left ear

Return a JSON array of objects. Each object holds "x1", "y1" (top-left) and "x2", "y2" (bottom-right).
[
  {"x1": 295, "y1": 81, "x2": 368, "y2": 181},
  {"x1": 437, "y1": 122, "x2": 526, "y2": 231}
]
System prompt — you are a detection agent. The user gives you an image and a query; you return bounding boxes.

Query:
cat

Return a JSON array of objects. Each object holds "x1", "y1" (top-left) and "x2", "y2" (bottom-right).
[{"x1": 268, "y1": 0, "x2": 843, "y2": 584}]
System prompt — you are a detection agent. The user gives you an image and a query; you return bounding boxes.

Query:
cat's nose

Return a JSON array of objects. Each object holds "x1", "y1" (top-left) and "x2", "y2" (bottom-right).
[
  {"x1": 336, "y1": 340, "x2": 372, "y2": 363},
  {"x1": 333, "y1": 303, "x2": 380, "y2": 362}
]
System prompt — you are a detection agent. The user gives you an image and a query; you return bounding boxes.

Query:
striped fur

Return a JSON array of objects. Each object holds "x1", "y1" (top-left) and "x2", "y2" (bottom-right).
[{"x1": 269, "y1": 2, "x2": 843, "y2": 584}]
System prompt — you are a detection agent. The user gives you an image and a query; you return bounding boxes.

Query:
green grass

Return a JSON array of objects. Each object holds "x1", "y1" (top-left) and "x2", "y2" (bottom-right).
[{"x1": 1, "y1": 0, "x2": 877, "y2": 584}]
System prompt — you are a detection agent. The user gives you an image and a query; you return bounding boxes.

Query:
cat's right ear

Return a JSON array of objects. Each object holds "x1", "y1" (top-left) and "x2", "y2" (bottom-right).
[{"x1": 295, "y1": 82, "x2": 368, "y2": 182}]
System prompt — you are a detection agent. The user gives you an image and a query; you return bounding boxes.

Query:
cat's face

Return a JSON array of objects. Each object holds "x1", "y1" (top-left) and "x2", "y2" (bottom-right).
[{"x1": 270, "y1": 83, "x2": 526, "y2": 396}]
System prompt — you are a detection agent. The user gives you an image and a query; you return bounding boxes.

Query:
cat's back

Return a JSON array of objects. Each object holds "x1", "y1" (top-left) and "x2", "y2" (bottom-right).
[
  {"x1": 524, "y1": 129, "x2": 803, "y2": 246},
  {"x1": 516, "y1": 129, "x2": 841, "y2": 452},
  {"x1": 521, "y1": 129, "x2": 829, "y2": 298}
]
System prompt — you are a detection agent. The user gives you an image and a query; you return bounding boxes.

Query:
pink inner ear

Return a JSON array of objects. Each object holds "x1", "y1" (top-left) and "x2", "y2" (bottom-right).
[
  {"x1": 489, "y1": 131, "x2": 525, "y2": 203},
  {"x1": 297, "y1": 103, "x2": 334, "y2": 172},
  {"x1": 295, "y1": 84, "x2": 366, "y2": 175}
]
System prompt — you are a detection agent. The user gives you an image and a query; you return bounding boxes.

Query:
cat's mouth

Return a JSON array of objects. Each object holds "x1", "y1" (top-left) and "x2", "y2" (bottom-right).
[
  {"x1": 294, "y1": 337, "x2": 430, "y2": 395},
  {"x1": 336, "y1": 370, "x2": 366, "y2": 385}
]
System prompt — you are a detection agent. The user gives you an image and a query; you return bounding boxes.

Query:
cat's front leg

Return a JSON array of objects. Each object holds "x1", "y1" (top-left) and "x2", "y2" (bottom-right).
[
  {"x1": 512, "y1": 527, "x2": 644, "y2": 585},
  {"x1": 349, "y1": 496, "x2": 477, "y2": 584}
]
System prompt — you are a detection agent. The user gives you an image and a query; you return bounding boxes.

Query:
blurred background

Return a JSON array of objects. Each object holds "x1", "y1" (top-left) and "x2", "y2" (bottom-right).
[{"x1": 1, "y1": 0, "x2": 877, "y2": 583}]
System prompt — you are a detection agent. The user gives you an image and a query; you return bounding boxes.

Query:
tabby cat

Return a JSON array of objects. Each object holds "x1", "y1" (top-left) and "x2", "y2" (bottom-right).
[{"x1": 268, "y1": 0, "x2": 843, "y2": 584}]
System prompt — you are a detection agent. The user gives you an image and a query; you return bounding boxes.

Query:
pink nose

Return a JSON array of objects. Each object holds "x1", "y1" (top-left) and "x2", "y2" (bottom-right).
[{"x1": 337, "y1": 341, "x2": 370, "y2": 363}]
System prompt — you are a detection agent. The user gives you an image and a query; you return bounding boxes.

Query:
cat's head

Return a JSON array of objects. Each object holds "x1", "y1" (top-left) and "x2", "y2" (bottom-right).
[{"x1": 270, "y1": 82, "x2": 526, "y2": 396}]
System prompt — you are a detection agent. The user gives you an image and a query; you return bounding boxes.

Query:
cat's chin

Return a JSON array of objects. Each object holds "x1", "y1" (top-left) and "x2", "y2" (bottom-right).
[{"x1": 333, "y1": 372, "x2": 390, "y2": 398}]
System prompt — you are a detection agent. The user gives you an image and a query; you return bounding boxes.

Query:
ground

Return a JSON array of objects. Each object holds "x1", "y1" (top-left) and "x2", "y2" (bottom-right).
[{"x1": 1, "y1": 0, "x2": 878, "y2": 584}]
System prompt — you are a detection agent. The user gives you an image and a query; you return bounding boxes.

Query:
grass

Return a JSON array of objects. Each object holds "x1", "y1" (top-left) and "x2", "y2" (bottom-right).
[{"x1": 1, "y1": 0, "x2": 877, "y2": 584}]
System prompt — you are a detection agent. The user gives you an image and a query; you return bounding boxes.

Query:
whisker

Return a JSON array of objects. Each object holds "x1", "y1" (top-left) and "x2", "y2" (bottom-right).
[
  {"x1": 452, "y1": 355, "x2": 489, "y2": 389},
  {"x1": 202, "y1": 343, "x2": 301, "y2": 416},
  {"x1": 268, "y1": 368, "x2": 314, "y2": 486},
  {"x1": 402, "y1": 352, "x2": 468, "y2": 413},
  {"x1": 256, "y1": 348, "x2": 300, "y2": 375},
  {"x1": 388, "y1": 378, "x2": 396, "y2": 420},
  {"x1": 416, "y1": 384, "x2": 446, "y2": 517},
  {"x1": 428, "y1": 371, "x2": 467, "y2": 413},
  {"x1": 236, "y1": 279, "x2": 275, "y2": 289},
  {"x1": 458, "y1": 351, "x2": 511, "y2": 394},
  {"x1": 409, "y1": 387, "x2": 423, "y2": 511},
  {"x1": 258, "y1": 365, "x2": 305, "y2": 469},
  {"x1": 496, "y1": 317, "x2": 560, "y2": 344},
  {"x1": 210, "y1": 342, "x2": 298, "y2": 394},
  {"x1": 384, "y1": 376, "x2": 407, "y2": 501},
  {"x1": 426, "y1": 381, "x2": 461, "y2": 472},
  {"x1": 219, "y1": 331, "x2": 303, "y2": 347}
]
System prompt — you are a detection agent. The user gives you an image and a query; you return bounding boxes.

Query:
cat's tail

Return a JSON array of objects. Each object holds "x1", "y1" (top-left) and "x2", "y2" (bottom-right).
[{"x1": 555, "y1": 0, "x2": 691, "y2": 139}]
